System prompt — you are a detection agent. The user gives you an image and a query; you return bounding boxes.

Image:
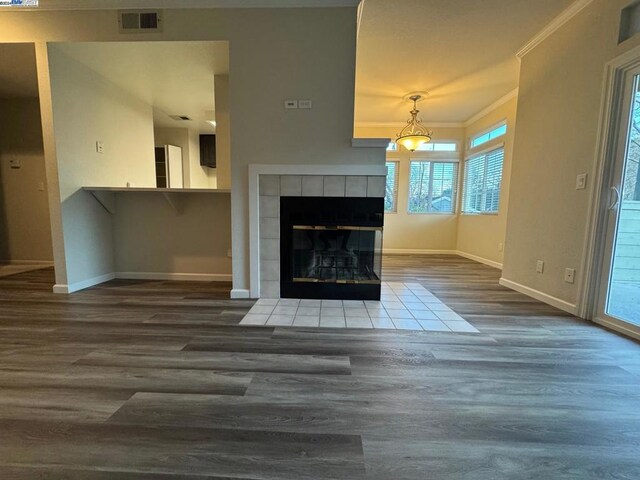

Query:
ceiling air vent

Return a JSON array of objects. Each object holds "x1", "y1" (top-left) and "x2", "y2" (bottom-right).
[
  {"x1": 169, "y1": 115, "x2": 192, "y2": 122},
  {"x1": 118, "y1": 10, "x2": 162, "y2": 33}
]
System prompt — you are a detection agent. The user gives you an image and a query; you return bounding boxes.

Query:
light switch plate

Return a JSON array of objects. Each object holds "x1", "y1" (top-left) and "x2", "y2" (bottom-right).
[
  {"x1": 9, "y1": 158, "x2": 21, "y2": 169},
  {"x1": 284, "y1": 100, "x2": 298, "y2": 109},
  {"x1": 536, "y1": 260, "x2": 544, "y2": 274},
  {"x1": 576, "y1": 173, "x2": 587, "y2": 190},
  {"x1": 298, "y1": 99, "x2": 313, "y2": 109},
  {"x1": 96, "y1": 141, "x2": 105, "y2": 154}
]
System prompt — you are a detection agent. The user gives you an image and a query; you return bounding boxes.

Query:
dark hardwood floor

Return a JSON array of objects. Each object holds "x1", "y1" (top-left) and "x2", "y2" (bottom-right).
[{"x1": 0, "y1": 255, "x2": 639, "y2": 479}]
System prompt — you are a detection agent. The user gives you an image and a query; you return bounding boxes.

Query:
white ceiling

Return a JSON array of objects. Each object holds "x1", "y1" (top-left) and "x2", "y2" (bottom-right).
[
  {"x1": 355, "y1": 0, "x2": 575, "y2": 125},
  {"x1": 55, "y1": 41, "x2": 228, "y2": 132},
  {"x1": 0, "y1": 43, "x2": 39, "y2": 99}
]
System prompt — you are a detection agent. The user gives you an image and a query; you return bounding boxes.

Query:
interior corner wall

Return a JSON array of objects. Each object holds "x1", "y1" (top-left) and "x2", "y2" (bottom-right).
[
  {"x1": 0, "y1": 97, "x2": 53, "y2": 263},
  {"x1": 457, "y1": 97, "x2": 518, "y2": 266},
  {"x1": 47, "y1": 46, "x2": 156, "y2": 286},
  {"x1": 502, "y1": 0, "x2": 640, "y2": 307},
  {"x1": 354, "y1": 125, "x2": 465, "y2": 252}
]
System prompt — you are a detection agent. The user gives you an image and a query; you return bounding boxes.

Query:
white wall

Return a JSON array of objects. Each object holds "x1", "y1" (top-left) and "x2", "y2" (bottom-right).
[
  {"x1": 48, "y1": 46, "x2": 156, "y2": 285},
  {"x1": 0, "y1": 7, "x2": 379, "y2": 294},
  {"x1": 354, "y1": 125, "x2": 465, "y2": 252},
  {"x1": 0, "y1": 97, "x2": 53, "y2": 262},
  {"x1": 457, "y1": 97, "x2": 517, "y2": 266},
  {"x1": 503, "y1": 0, "x2": 640, "y2": 308}
]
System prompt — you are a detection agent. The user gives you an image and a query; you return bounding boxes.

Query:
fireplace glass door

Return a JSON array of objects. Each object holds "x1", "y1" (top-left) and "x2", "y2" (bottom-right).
[{"x1": 291, "y1": 226, "x2": 382, "y2": 284}]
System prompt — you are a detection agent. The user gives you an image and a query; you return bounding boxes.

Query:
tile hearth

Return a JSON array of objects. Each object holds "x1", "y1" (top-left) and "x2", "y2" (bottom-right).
[{"x1": 239, "y1": 282, "x2": 479, "y2": 333}]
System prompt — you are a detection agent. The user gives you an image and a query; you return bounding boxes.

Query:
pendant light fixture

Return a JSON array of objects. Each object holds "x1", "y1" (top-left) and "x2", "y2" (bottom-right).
[{"x1": 396, "y1": 94, "x2": 433, "y2": 152}]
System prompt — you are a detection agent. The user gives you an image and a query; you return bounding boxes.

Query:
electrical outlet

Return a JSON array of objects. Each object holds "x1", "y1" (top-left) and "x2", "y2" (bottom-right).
[
  {"x1": 298, "y1": 99, "x2": 313, "y2": 109},
  {"x1": 576, "y1": 173, "x2": 588, "y2": 190},
  {"x1": 96, "y1": 141, "x2": 105, "y2": 154},
  {"x1": 498, "y1": 243, "x2": 504, "y2": 252},
  {"x1": 564, "y1": 268, "x2": 576, "y2": 284},
  {"x1": 284, "y1": 100, "x2": 298, "y2": 109},
  {"x1": 536, "y1": 260, "x2": 544, "y2": 274}
]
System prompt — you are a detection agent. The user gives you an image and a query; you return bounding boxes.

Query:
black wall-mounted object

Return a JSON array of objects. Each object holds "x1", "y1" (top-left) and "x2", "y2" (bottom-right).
[{"x1": 199, "y1": 134, "x2": 216, "y2": 168}]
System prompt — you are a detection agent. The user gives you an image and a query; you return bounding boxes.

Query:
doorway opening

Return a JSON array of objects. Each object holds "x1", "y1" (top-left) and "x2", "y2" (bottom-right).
[{"x1": 0, "y1": 43, "x2": 54, "y2": 279}]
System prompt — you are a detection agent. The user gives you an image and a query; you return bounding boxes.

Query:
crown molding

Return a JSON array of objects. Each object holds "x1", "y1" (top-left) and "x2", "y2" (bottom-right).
[
  {"x1": 464, "y1": 88, "x2": 519, "y2": 128},
  {"x1": 516, "y1": 0, "x2": 595, "y2": 60},
  {"x1": 27, "y1": 0, "x2": 360, "y2": 10}
]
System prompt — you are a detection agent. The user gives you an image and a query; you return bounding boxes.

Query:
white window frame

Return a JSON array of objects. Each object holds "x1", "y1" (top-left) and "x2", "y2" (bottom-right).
[
  {"x1": 469, "y1": 120, "x2": 507, "y2": 150},
  {"x1": 384, "y1": 160, "x2": 399, "y2": 213},
  {"x1": 407, "y1": 159, "x2": 459, "y2": 215},
  {"x1": 461, "y1": 144, "x2": 505, "y2": 216}
]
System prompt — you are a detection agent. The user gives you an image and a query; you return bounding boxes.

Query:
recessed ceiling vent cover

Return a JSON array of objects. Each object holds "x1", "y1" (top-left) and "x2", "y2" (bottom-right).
[
  {"x1": 118, "y1": 10, "x2": 162, "y2": 33},
  {"x1": 169, "y1": 115, "x2": 192, "y2": 121}
]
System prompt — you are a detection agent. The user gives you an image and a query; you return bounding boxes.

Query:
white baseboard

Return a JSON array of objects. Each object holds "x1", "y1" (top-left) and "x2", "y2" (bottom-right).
[
  {"x1": 115, "y1": 272, "x2": 232, "y2": 282},
  {"x1": 231, "y1": 288, "x2": 251, "y2": 299},
  {"x1": 53, "y1": 272, "x2": 232, "y2": 294},
  {"x1": 455, "y1": 251, "x2": 503, "y2": 270},
  {"x1": 0, "y1": 260, "x2": 54, "y2": 266},
  {"x1": 499, "y1": 277, "x2": 578, "y2": 316},
  {"x1": 383, "y1": 249, "x2": 457, "y2": 255},
  {"x1": 52, "y1": 284, "x2": 70, "y2": 294},
  {"x1": 53, "y1": 272, "x2": 116, "y2": 295}
]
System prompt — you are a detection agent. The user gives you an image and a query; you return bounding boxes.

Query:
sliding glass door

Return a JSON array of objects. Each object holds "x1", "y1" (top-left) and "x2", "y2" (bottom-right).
[{"x1": 596, "y1": 69, "x2": 640, "y2": 332}]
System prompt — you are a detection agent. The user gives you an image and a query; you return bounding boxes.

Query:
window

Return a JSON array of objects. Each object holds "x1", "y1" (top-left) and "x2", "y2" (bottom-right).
[
  {"x1": 384, "y1": 161, "x2": 399, "y2": 212},
  {"x1": 408, "y1": 161, "x2": 458, "y2": 214},
  {"x1": 386, "y1": 142, "x2": 398, "y2": 152},
  {"x1": 470, "y1": 123, "x2": 507, "y2": 149},
  {"x1": 415, "y1": 142, "x2": 458, "y2": 152},
  {"x1": 461, "y1": 147, "x2": 504, "y2": 214}
]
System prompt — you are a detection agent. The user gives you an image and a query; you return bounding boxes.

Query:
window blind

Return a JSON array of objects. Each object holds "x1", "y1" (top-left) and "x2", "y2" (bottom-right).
[
  {"x1": 384, "y1": 161, "x2": 398, "y2": 212},
  {"x1": 408, "y1": 161, "x2": 458, "y2": 214},
  {"x1": 462, "y1": 147, "x2": 504, "y2": 214}
]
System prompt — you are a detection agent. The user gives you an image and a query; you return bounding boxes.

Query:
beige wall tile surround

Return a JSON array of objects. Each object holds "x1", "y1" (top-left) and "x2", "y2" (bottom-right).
[
  {"x1": 346, "y1": 176, "x2": 368, "y2": 197},
  {"x1": 258, "y1": 174, "x2": 385, "y2": 298},
  {"x1": 259, "y1": 175, "x2": 280, "y2": 196},
  {"x1": 323, "y1": 176, "x2": 346, "y2": 197},
  {"x1": 259, "y1": 217, "x2": 279, "y2": 239},
  {"x1": 302, "y1": 176, "x2": 324, "y2": 196},
  {"x1": 366, "y1": 176, "x2": 386, "y2": 198},
  {"x1": 280, "y1": 176, "x2": 302, "y2": 196}
]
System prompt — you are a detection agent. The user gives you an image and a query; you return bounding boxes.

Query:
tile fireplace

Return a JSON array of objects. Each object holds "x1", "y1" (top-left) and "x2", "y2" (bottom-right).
[{"x1": 255, "y1": 172, "x2": 387, "y2": 300}]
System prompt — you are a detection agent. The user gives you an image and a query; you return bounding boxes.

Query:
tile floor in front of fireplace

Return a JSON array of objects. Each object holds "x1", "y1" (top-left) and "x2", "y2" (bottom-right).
[{"x1": 238, "y1": 281, "x2": 479, "y2": 333}]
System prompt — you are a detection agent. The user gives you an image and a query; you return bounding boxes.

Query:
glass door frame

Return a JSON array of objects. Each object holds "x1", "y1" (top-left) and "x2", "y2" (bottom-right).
[{"x1": 582, "y1": 46, "x2": 640, "y2": 341}]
